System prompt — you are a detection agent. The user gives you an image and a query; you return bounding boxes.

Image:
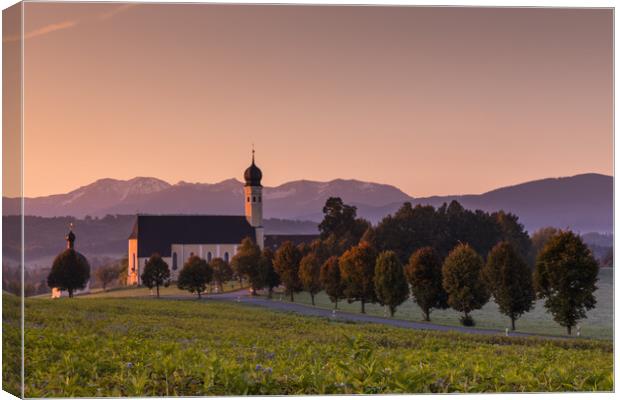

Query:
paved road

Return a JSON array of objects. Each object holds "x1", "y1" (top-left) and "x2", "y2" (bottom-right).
[{"x1": 196, "y1": 289, "x2": 553, "y2": 339}]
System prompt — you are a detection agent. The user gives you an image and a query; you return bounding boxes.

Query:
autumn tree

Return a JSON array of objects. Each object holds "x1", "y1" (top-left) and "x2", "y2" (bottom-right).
[
  {"x1": 260, "y1": 248, "x2": 280, "y2": 298},
  {"x1": 374, "y1": 250, "x2": 409, "y2": 317},
  {"x1": 47, "y1": 249, "x2": 91, "y2": 298},
  {"x1": 273, "y1": 241, "x2": 303, "y2": 301},
  {"x1": 405, "y1": 247, "x2": 448, "y2": 321},
  {"x1": 141, "y1": 253, "x2": 170, "y2": 298},
  {"x1": 320, "y1": 256, "x2": 344, "y2": 309},
  {"x1": 177, "y1": 255, "x2": 213, "y2": 299},
  {"x1": 482, "y1": 241, "x2": 535, "y2": 330},
  {"x1": 442, "y1": 244, "x2": 490, "y2": 326},
  {"x1": 534, "y1": 230, "x2": 599, "y2": 335},
  {"x1": 299, "y1": 252, "x2": 322, "y2": 305},
  {"x1": 210, "y1": 257, "x2": 233, "y2": 293},
  {"x1": 339, "y1": 241, "x2": 378, "y2": 313},
  {"x1": 231, "y1": 237, "x2": 262, "y2": 294}
]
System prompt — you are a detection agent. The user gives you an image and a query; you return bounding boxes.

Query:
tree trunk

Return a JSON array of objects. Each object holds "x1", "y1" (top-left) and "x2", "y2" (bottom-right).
[
  {"x1": 156, "y1": 285, "x2": 160, "y2": 298},
  {"x1": 290, "y1": 291, "x2": 294, "y2": 302},
  {"x1": 268, "y1": 288, "x2": 273, "y2": 299},
  {"x1": 68, "y1": 289, "x2": 74, "y2": 298},
  {"x1": 567, "y1": 325, "x2": 572, "y2": 335},
  {"x1": 238, "y1": 276, "x2": 243, "y2": 286},
  {"x1": 251, "y1": 287, "x2": 257, "y2": 296},
  {"x1": 390, "y1": 306, "x2": 395, "y2": 317},
  {"x1": 361, "y1": 300, "x2": 366, "y2": 314},
  {"x1": 311, "y1": 293, "x2": 315, "y2": 306},
  {"x1": 198, "y1": 291, "x2": 202, "y2": 300},
  {"x1": 423, "y1": 308, "x2": 430, "y2": 322},
  {"x1": 511, "y1": 316, "x2": 516, "y2": 331},
  {"x1": 334, "y1": 300, "x2": 338, "y2": 310}
]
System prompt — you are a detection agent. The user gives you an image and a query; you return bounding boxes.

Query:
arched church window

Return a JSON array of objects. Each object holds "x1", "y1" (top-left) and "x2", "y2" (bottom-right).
[
  {"x1": 207, "y1": 252, "x2": 212, "y2": 262},
  {"x1": 253, "y1": 196, "x2": 256, "y2": 202},
  {"x1": 224, "y1": 252, "x2": 229, "y2": 263},
  {"x1": 258, "y1": 196, "x2": 262, "y2": 202},
  {"x1": 247, "y1": 196, "x2": 250, "y2": 202},
  {"x1": 172, "y1": 252, "x2": 178, "y2": 270},
  {"x1": 132, "y1": 254, "x2": 136, "y2": 272}
]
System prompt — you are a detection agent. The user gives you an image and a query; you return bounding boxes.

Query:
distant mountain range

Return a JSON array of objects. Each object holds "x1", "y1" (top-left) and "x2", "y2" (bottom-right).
[{"x1": 3, "y1": 173, "x2": 613, "y2": 233}]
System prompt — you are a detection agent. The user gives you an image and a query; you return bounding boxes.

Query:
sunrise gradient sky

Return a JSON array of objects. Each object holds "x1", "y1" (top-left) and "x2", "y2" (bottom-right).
[{"x1": 13, "y1": 3, "x2": 613, "y2": 197}]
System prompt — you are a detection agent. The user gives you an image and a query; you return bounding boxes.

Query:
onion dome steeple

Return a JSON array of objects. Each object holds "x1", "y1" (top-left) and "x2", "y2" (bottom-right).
[
  {"x1": 65, "y1": 223, "x2": 76, "y2": 249},
  {"x1": 244, "y1": 147, "x2": 262, "y2": 187}
]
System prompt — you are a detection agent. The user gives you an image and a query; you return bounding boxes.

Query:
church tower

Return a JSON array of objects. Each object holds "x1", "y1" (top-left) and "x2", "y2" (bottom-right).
[
  {"x1": 244, "y1": 148, "x2": 263, "y2": 228},
  {"x1": 244, "y1": 149, "x2": 264, "y2": 249}
]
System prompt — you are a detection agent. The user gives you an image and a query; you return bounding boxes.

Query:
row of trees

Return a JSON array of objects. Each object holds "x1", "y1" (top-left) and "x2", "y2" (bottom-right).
[{"x1": 251, "y1": 198, "x2": 599, "y2": 335}]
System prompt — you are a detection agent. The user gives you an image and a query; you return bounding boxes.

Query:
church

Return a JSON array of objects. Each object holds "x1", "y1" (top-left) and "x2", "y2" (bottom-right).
[{"x1": 127, "y1": 152, "x2": 316, "y2": 284}]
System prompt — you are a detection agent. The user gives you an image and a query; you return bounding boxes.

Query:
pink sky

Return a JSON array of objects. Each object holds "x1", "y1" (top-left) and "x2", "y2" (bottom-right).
[{"x1": 10, "y1": 4, "x2": 613, "y2": 197}]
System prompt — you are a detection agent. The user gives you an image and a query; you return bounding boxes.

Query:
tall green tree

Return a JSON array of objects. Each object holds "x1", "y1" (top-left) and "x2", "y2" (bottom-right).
[
  {"x1": 210, "y1": 257, "x2": 233, "y2": 293},
  {"x1": 140, "y1": 253, "x2": 170, "y2": 298},
  {"x1": 177, "y1": 255, "x2": 213, "y2": 299},
  {"x1": 319, "y1": 256, "x2": 344, "y2": 309},
  {"x1": 339, "y1": 241, "x2": 378, "y2": 313},
  {"x1": 442, "y1": 244, "x2": 490, "y2": 325},
  {"x1": 47, "y1": 249, "x2": 91, "y2": 298},
  {"x1": 318, "y1": 197, "x2": 370, "y2": 256},
  {"x1": 534, "y1": 230, "x2": 599, "y2": 335},
  {"x1": 299, "y1": 252, "x2": 322, "y2": 305},
  {"x1": 492, "y1": 211, "x2": 532, "y2": 263},
  {"x1": 260, "y1": 248, "x2": 280, "y2": 298},
  {"x1": 482, "y1": 241, "x2": 535, "y2": 330},
  {"x1": 405, "y1": 247, "x2": 448, "y2": 321},
  {"x1": 374, "y1": 250, "x2": 409, "y2": 317},
  {"x1": 231, "y1": 237, "x2": 262, "y2": 294},
  {"x1": 273, "y1": 241, "x2": 303, "y2": 301}
]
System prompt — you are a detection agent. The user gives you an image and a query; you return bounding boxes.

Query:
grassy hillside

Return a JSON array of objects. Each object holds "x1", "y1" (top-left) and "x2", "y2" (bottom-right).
[{"x1": 8, "y1": 294, "x2": 613, "y2": 396}]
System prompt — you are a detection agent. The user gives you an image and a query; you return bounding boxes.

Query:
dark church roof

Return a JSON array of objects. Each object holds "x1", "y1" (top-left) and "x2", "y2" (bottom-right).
[
  {"x1": 130, "y1": 215, "x2": 256, "y2": 257},
  {"x1": 264, "y1": 234, "x2": 320, "y2": 251}
]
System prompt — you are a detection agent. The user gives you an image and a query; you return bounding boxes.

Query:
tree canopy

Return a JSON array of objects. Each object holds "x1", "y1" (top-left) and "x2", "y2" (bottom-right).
[
  {"x1": 442, "y1": 244, "x2": 490, "y2": 325},
  {"x1": 47, "y1": 249, "x2": 91, "y2": 298},
  {"x1": 339, "y1": 241, "x2": 378, "y2": 313},
  {"x1": 319, "y1": 256, "x2": 344, "y2": 309},
  {"x1": 273, "y1": 241, "x2": 303, "y2": 301},
  {"x1": 405, "y1": 246, "x2": 447, "y2": 321},
  {"x1": 483, "y1": 241, "x2": 535, "y2": 330},
  {"x1": 177, "y1": 255, "x2": 212, "y2": 299},
  {"x1": 231, "y1": 237, "x2": 262, "y2": 293},
  {"x1": 299, "y1": 252, "x2": 322, "y2": 305},
  {"x1": 141, "y1": 253, "x2": 170, "y2": 298},
  {"x1": 534, "y1": 230, "x2": 599, "y2": 335},
  {"x1": 374, "y1": 250, "x2": 409, "y2": 317}
]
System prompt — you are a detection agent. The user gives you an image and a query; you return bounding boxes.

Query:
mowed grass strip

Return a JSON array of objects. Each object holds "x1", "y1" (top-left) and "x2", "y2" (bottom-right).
[{"x1": 13, "y1": 294, "x2": 613, "y2": 397}]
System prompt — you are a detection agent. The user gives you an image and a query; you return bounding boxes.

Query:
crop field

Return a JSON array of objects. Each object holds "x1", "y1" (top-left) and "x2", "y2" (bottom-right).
[
  {"x1": 2, "y1": 292, "x2": 613, "y2": 397},
  {"x1": 281, "y1": 268, "x2": 614, "y2": 340}
]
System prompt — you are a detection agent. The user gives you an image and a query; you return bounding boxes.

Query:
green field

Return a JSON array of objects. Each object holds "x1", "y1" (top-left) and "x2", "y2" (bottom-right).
[
  {"x1": 276, "y1": 268, "x2": 614, "y2": 340},
  {"x1": 2, "y1": 292, "x2": 613, "y2": 396}
]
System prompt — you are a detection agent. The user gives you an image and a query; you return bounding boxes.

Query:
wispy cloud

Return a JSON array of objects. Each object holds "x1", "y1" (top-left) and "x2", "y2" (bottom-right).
[
  {"x1": 3, "y1": 3, "x2": 136, "y2": 43},
  {"x1": 99, "y1": 3, "x2": 137, "y2": 21},
  {"x1": 3, "y1": 20, "x2": 78, "y2": 43}
]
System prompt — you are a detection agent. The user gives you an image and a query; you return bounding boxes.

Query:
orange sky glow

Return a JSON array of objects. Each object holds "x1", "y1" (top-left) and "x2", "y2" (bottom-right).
[{"x1": 8, "y1": 4, "x2": 613, "y2": 198}]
